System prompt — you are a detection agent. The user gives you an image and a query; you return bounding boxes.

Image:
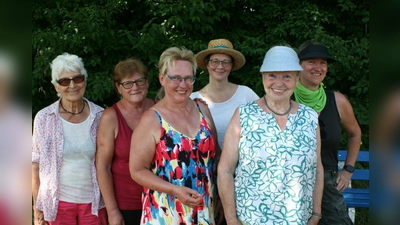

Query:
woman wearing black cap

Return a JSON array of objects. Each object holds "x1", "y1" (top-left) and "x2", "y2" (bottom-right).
[{"x1": 294, "y1": 41, "x2": 362, "y2": 225}]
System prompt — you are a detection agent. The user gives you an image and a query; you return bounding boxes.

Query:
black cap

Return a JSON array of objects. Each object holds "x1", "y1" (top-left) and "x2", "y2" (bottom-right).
[{"x1": 298, "y1": 44, "x2": 336, "y2": 63}]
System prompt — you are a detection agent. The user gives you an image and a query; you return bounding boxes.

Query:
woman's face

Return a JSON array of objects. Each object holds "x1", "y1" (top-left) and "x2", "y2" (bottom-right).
[
  {"x1": 206, "y1": 53, "x2": 233, "y2": 81},
  {"x1": 160, "y1": 60, "x2": 195, "y2": 102},
  {"x1": 299, "y1": 58, "x2": 328, "y2": 90},
  {"x1": 116, "y1": 73, "x2": 149, "y2": 103},
  {"x1": 262, "y1": 71, "x2": 299, "y2": 102},
  {"x1": 54, "y1": 70, "x2": 86, "y2": 102}
]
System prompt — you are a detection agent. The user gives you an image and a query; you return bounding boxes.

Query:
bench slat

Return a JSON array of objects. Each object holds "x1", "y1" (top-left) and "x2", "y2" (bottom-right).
[
  {"x1": 342, "y1": 189, "x2": 369, "y2": 208},
  {"x1": 338, "y1": 150, "x2": 369, "y2": 162},
  {"x1": 337, "y1": 150, "x2": 369, "y2": 208}
]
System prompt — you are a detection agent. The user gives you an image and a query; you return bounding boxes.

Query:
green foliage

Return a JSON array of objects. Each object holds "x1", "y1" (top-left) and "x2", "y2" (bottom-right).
[{"x1": 33, "y1": 0, "x2": 369, "y2": 149}]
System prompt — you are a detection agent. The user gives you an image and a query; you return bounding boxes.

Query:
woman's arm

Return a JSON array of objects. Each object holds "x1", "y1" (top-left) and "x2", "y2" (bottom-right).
[
  {"x1": 217, "y1": 108, "x2": 242, "y2": 225},
  {"x1": 32, "y1": 113, "x2": 47, "y2": 225},
  {"x1": 95, "y1": 107, "x2": 124, "y2": 225},
  {"x1": 309, "y1": 125, "x2": 323, "y2": 225},
  {"x1": 32, "y1": 162, "x2": 46, "y2": 225},
  {"x1": 335, "y1": 92, "x2": 362, "y2": 191}
]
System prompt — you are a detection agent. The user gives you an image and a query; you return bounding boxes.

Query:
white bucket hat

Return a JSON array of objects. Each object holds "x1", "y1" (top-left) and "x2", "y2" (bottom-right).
[{"x1": 260, "y1": 46, "x2": 303, "y2": 72}]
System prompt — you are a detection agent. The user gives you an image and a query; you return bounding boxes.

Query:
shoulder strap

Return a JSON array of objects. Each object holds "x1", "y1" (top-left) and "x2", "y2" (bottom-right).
[
  {"x1": 193, "y1": 100, "x2": 205, "y2": 118},
  {"x1": 150, "y1": 108, "x2": 163, "y2": 125}
]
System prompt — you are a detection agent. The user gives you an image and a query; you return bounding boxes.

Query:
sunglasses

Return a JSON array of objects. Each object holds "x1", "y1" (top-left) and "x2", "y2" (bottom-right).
[
  {"x1": 56, "y1": 74, "x2": 85, "y2": 86},
  {"x1": 318, "y1": 119, "x2": 327, "y2": 140}
]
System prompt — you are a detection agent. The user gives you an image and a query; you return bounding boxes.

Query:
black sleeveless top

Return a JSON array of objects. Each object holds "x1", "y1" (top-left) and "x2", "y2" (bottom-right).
[{"x1": 292, "y1": 90, "x2": 342, "y2": 170}]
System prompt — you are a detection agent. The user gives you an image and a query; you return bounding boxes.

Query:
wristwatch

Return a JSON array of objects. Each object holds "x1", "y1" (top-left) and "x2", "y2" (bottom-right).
[{"x1": 343, "y1": 165, "x2": 355, "y2": 173}]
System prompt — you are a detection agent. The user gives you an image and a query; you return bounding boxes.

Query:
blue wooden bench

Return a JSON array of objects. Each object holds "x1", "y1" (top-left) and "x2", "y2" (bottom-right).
[{"x1": 338, "y1": 150, "x2": 369, "y2": 208}]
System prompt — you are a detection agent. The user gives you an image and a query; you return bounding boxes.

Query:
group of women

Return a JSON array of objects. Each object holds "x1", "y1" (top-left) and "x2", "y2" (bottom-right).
[{"x1": 32, "y1": 39, "x2": 361, "y2": 225}]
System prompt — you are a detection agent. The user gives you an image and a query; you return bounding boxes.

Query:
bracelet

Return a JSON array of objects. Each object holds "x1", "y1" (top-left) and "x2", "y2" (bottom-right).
[{"x1": 312, "y1": 212, "x2": 322, "y2": 218}]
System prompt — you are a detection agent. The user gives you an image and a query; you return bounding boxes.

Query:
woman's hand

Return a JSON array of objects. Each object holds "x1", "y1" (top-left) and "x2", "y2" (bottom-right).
[
  {"x1": 107, "y1": 208, "x2": 125, "y2": 225},
  {"x1": 173, "y1": 186, "x2": 203, "y2": 208},
  {"x1": 337, "y1": 170, "x2": 352, "y2": 192},
  {"x1": 33, "y1": 208, "x2": 47, "y2": 225},
  {"x1": 307, "y1": 215, "x2": 321, "y2": 225},
  {"x1": 193, "y1": 98, "x2": 208, "y2": 106}
]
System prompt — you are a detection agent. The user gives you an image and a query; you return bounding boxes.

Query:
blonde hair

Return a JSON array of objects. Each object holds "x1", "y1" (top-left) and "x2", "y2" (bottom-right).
[{"x1": 155, "y1": 47, "x2": 197, "y2": 100}]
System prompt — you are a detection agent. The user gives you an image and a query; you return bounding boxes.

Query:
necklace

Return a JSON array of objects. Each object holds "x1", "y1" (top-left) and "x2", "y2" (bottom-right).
[
  {"x1": 60, "y1": 99, "x2": 85, "y2": 115},
  {"x1": 263, "y1": 95, "x2": 292, "y2": 116}
]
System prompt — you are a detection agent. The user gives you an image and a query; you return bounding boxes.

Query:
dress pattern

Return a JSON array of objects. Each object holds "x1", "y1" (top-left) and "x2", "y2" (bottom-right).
[
  {"x1": 141, "y1": 103, "x2": 216, "y2": 225},
  {"x1": 235, "y1": 102, "x2": 318, "y2": 225}
]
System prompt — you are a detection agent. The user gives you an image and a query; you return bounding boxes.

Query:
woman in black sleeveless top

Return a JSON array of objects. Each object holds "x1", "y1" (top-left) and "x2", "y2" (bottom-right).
[{"x1": 294, "y1": 42, "x2": 361, "y2": 225}]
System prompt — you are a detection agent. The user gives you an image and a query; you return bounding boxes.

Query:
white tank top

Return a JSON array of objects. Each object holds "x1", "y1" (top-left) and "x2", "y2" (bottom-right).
[{"x1": 59, "y1": 115, "x2": 95, "y2": 203}]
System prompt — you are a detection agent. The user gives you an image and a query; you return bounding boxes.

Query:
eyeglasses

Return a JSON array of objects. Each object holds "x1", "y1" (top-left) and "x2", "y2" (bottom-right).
[
  {"x1": 165, "y1": 74, "x2": 196, "y2": 86},
  {"x1": 118, "y1": 77, "x2": 147, "y2": 89},
  {"x1": 56, "y1": 74, "x2": 85, "y2": 86},
  {"x1": 319, "y1": 119, "x2": 327, "y2": 140},
  {"x1": 209, "y1": 59, "x2": 232, "y2": 68}
]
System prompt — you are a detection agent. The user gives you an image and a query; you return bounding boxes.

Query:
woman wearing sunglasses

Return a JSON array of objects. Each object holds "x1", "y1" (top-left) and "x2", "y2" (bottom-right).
[
  {"x1": 96, "y1": 58, "x2": 156, "y2": 225},
  {"x1": 32, "y1": 53, "x2": 106, "y2": 225}
]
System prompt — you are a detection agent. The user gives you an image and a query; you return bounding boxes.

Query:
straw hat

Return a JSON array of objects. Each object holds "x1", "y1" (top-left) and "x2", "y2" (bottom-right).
[
  {"x1": 196, "y1": 39, "x2": 245, "y2": 71},
  {"x1": 260, "y1": 46, "x2": 303, "y2": 72}
]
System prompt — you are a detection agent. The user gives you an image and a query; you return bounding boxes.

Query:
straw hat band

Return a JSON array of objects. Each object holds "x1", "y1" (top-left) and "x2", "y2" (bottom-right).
[{"x1": 212, "y1": 45, "x2": 229, "y2": 49}]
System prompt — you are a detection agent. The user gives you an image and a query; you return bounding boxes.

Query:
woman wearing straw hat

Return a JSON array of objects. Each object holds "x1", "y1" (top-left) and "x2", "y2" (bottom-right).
[
  {"x1": 295, "y1": 41, "x2": 361, "y2": 225},
  {"x1": 190, "y1": 38, "x2": 259, "y2": 149},
  {"x1": 218, "y1": 46, "x2": 324, "y2": 225}
]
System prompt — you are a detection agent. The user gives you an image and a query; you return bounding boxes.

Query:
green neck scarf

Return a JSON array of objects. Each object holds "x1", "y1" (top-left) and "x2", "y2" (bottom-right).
[{"x1": 294, "y1": 82, "x2": 326, "y2": 113}]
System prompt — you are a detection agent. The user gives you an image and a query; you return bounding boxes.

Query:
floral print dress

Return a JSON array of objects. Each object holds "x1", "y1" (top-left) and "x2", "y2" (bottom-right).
[
  {"x1": 140, "y1": 102, "x2": 216, "y2": 225},
  {"x1": 235, "y1": 101, "x2": 318, "y2": 225}
]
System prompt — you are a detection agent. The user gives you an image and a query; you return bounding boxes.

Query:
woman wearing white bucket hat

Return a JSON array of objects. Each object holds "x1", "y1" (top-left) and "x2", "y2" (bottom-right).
[
  {"x1": 218, "y1": 46, "x2": 324, "y2": 225},
  {"x1": 190, "y1": 39, "x2": 259, "y2": 150}
]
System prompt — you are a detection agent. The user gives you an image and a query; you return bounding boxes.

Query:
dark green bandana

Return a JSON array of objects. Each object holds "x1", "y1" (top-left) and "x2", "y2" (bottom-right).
[{"x1": 294, "y1": 82, "x2": 326, "y2": 113}]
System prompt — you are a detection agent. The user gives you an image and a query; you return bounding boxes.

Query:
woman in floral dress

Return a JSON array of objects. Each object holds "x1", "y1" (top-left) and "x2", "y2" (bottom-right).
[
  {"x1": 217, "y1": 46, "x2": 324, "y2": 225},
  {"x1": 129, "y1": 47, "x2": 222, "y2": 225}
]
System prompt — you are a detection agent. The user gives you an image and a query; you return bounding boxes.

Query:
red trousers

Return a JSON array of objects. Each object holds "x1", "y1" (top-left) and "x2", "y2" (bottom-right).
[{"x1": 48, "y1": 201, "x2": 107, "y2": 225}]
